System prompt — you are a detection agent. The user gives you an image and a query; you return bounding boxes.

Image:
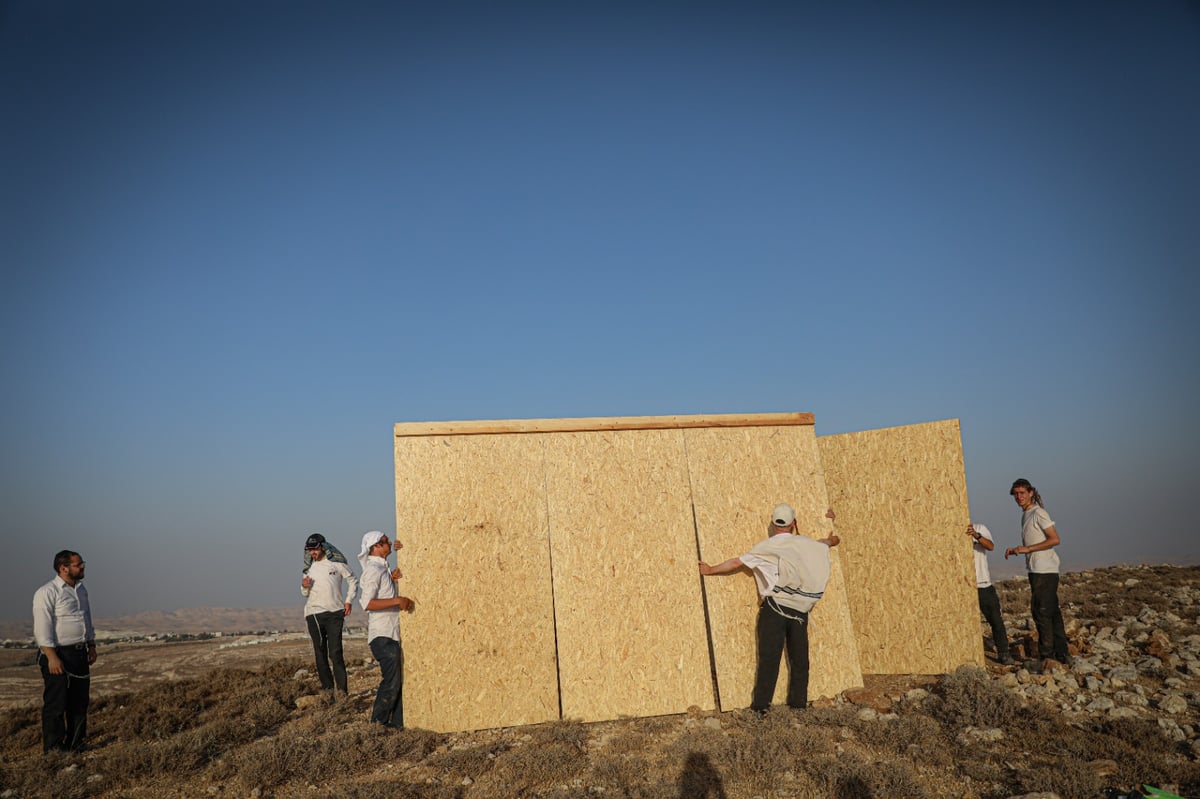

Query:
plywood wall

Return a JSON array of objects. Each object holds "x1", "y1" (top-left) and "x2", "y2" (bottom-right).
[
  {"x1": 817, "y1": 419, "x2": 982, "y2": 674},
  {"x1": 394, "y1": 433, "x2": 560, "y2": 732},
  {"x1": 544, "y1": 429, "x2": 713, "y2": 722},
  {"x1": 687, "y1": 424, "x2": 863, "y2": 708}
]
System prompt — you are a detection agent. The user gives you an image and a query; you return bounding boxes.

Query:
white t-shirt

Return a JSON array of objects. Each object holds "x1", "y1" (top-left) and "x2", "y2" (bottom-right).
[
  {"x1": 302, "y1": 558, "x2": 358, "y2": 617},
  {"x1": 1021, "y1": 506, "x2": 1061, "y2": 574},
  {"x1": 740, "y1": 533, "x2": 832, "y2": 614},
  {"x1": 971, "y1": 523, "x2": 994, "y2": 588}
]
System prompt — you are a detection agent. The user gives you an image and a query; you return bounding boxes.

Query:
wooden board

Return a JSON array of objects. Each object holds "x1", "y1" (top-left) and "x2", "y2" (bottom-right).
[
  {"x1": 543, "y1": 429, "x2": 715, "y2": 722},
  {"x1": 817, "y1": 419, "x2": 983, "y2": 674},
  {"x1": 686, "y1": 425, "x2": 863, "y2": 709},
  {"x1": 393, "y1": 433, "x2": 559, "y2": 732}
]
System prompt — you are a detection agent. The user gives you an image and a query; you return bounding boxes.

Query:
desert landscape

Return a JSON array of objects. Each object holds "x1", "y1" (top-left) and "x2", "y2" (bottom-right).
[{"x1": 0, "y1": 564, "x2": 1197, "y2": 799}]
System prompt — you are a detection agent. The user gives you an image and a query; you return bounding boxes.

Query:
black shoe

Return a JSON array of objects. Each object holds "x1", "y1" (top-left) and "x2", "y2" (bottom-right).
[{"x1": 997, "y1": 653, "x2": 1014, "y2": 665}]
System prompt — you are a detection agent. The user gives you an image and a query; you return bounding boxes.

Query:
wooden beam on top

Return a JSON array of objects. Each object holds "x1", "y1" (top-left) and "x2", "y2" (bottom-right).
[{"x1": 394, "y1": 412, "x2": 815, "y2": 438}]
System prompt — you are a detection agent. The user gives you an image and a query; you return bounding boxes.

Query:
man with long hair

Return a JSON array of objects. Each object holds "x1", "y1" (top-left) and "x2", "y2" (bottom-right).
[{"x1": 1005, "y1": 478, "x2": 1070, "y2": 669}]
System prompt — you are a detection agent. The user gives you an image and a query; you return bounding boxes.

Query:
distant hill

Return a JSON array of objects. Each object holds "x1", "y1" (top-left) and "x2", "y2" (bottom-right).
[{"x1": 0, "y1": 606, "x2": 366, "y2": 641}]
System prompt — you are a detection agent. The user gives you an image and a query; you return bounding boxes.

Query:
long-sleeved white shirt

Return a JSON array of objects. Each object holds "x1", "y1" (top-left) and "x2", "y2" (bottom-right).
[
  {"x1": 358, "y1": 555, "x2": 400, "y2": 643},
  {"x1": 301, "y1": 558, "x2": 358, "y2": 616},
  {"x1": 33, "y1": 576, "x2": 94, "y2": 648}
]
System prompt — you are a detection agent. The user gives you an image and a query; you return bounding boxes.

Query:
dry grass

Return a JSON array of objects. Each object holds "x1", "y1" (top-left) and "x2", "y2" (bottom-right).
[{"x1": 2, "y1": 565, "x2": 1198, "y2": 799}]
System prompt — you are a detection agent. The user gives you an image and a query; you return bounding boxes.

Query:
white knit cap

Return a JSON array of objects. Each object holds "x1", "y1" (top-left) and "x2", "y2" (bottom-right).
[{"x1": 358, "y1": 530, "x2": 386, "y2": 568}]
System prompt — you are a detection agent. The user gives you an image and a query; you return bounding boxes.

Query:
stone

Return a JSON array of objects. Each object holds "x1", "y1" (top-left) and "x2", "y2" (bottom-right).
[
  {"x1": 1086, "y1": 697, "x2": 1115, "y2": 712},
  {"x1": 1159, "y1": 693, "x2": 1189, "y2": 714},
  {"x1": 844, "y1": 687, "x2": 893, "y2": 713},
  {"x1": 1107, "y1": 665, "x2": 1138, "y2": 681}
]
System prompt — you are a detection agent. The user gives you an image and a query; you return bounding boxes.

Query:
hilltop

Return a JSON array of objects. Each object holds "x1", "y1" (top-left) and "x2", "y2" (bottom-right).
[{"x1": 0, "y1": 564, "x2": 1197, "y2": 799}]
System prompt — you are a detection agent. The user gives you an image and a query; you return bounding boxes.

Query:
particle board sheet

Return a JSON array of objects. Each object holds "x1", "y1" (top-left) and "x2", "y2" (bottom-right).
[
  {"x1": 394, "y1": 433, "x2": 559, "y2": 732},
  {"x1": 686, "y1": 425, "x2": 863, "y2": 710},
  {"x1": 817, "y1": 419, "x2": 982, "y2": 674},
  {"x1": 544, "y1": 429, "x2": 714, "y2": 722}
]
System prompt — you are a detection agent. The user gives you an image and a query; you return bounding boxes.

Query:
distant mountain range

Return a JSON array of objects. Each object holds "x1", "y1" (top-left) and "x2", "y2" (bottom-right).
[{"x1": 0, "y1": 606, "x2": 366, "y2": 641}]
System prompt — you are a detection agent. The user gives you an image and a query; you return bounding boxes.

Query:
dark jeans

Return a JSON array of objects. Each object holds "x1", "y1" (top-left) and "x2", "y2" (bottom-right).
[
  {"x1": 977, "y1": 585, "x2": 1010, "y2": 657},
  {"x1": 368, "y1": 637, "x2": 403, "y2": 728},
  {"x1": 1028, "y1": 572, "x2": 1069, "y2": 661},
  {"x1": 305, "y1": 611, "x2": 348, "y2": 692},
  {"x1": 39, "y1": 647, "x2": 90, "y2": 753},
  {"x1": 751, "y1": 599, "x2": 809, "y2": 712}
]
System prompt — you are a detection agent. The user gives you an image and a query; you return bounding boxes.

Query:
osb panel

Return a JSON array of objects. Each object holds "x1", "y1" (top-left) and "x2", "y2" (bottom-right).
[
  {"x1": 394, "y1": 434, "x2": 559, "y2": 732},
  {"x1": 817, "y1": 419, "x2": 982, "y2": 674},
  {"x1": 687, "y1": 425, "x2": 863, "y2": 709},
  {"x1": 544, "y1": 429, "x2": 714, "y2": 722}
]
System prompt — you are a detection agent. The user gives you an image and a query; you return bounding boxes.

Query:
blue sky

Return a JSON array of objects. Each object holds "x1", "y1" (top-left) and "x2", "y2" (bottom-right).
[{"x1": 2, "y1": 1, "x2": 1197, "y2": 622}]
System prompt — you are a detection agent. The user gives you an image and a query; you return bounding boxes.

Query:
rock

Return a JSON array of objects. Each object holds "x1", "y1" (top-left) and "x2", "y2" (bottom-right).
[
  {"x1": 903, "y1": 688, "x2": 929, "y2": 703},
  {"x1": 1086, "y1": 697, "x2": 1115, "y2": 712},
  {"x1": 843, "y1": 687, "x2": 893, "y2": 713},
  {"x1": 1107, "y1": 665, "x2": 1137, "y2": 681},
  {"x1": 958, "y1": 726, "x2": 1004, "y2": 743},
  {"x1": 703, "y1": 717, "x2": 721, "y2": 730},
  {"x1": 293, "y1": 668, "x2": 309, "y2": 680},
  {"x1": 295, "y1": 695, "x2": 324, "y2": 710},
  {"x1": 1159, "y1": 693, "x2": 1189, "y2": 714},
  {"x1": 1108, "y1": 707, "x2": 1140, "y2": 719},
  {"x1": 1087, "y1": 759, "x2": 1119, "y2": 777},
  {"x1": 856, "y1": 708, "x2": 878, "y2": 721}
]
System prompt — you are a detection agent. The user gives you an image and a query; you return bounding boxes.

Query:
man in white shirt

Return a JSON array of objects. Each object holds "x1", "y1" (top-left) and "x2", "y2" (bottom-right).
[
  {"x1": 301, "y1": 533, "x2": 358, "y2": 697},
  {"x1": 357, "y1": 530, "x2": 414, "y2": 728},
  {"x1": 965, "y1": 523, "x2": 1013, "y2": 665},
  {"x1": 700, "y1": 503, "x2": 840, "y2": 715},
  {"x1": 32, "y1": 550, "x2": 97, "y2": 754}
]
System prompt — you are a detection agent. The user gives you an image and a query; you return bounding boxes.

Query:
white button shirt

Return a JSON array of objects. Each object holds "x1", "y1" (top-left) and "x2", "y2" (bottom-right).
[
  {"x1": 33, "y1": 576, "x2": 94, "y2": 648},
  {"x1": 358, "y1": 556, "x2": 400, "y2": 644}
]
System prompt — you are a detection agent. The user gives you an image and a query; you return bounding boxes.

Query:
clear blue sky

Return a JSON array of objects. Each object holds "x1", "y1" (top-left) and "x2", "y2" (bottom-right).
[{"x1": 2, "y1": 1, "x2": 1197, "y2": 622}]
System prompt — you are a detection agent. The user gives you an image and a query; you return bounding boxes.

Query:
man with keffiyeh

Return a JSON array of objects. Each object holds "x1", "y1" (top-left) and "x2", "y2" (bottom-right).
[{"x1": 700, "y1": 503, "x2": 840, "y2": 716}]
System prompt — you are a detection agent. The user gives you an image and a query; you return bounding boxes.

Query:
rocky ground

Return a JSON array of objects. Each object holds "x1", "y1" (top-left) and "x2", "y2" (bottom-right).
[{"x1": 0, "y1": 563, "x2": 1196, "y2": 799}]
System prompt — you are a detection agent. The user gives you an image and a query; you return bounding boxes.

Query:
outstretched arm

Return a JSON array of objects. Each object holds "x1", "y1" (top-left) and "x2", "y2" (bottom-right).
[{"x1": 699, "y1": 557, "x2": 744, "y2": 576}]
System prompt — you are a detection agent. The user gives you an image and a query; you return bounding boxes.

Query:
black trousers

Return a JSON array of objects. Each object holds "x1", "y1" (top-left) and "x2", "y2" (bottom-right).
[
  {"x1": 1028, "y1": 572, "x2": 1069, "y2": 661},
  {"x1": 977, "y1": 585, "x2": 1010, "y2": 656},
  {"x1": 751, "y1": 599, "x2": 809, "y2": 712},
  {"x1": 40, "y1": 647, "x2": 90, "y2": 753},
  {"x1": 305, "y1": 611, "x2": 348, "y2": 692}
]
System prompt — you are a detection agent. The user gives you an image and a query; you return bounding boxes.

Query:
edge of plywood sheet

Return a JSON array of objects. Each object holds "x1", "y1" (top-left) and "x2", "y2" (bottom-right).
[
  {"x1": 396, "y1": 412, "x2": 814, "y2": 438},
  {"x1": 817, "y1": 419, "x2": 983, "y2": 675}
]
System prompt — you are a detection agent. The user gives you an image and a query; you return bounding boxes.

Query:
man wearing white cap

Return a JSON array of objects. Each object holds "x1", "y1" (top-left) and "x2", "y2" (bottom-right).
[
  {"x1": 357, "y1": 531, "x2": 414, "y2": 729},
  {"x1": 699, "y1": 503, "x2": 839, "y2": 715}
]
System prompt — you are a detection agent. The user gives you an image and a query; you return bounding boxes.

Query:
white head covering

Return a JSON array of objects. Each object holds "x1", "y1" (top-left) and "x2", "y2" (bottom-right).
[{"x1": 358, "y1": 530, "x2": 386, "y2": 569}]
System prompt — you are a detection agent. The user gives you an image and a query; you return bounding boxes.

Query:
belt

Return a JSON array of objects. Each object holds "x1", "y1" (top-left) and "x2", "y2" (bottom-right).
[{"x1": 59, "y1": 643, "x2": 89, "y2": 651}]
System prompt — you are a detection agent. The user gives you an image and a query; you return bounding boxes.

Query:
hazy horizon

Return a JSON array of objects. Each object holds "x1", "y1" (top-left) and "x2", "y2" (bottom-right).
[{"x1": 2, "y1": 1, "x2": 1196, "y2": 623}]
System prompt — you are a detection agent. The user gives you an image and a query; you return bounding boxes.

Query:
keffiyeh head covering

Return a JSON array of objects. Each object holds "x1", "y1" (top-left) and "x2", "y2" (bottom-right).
[{"x1": 358, "y1": 530, "x2": 386, "y2": 569}]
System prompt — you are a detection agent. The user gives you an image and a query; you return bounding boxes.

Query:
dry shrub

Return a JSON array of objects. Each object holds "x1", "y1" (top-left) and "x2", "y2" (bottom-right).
[
  {"x1": 527, "y1": 718, "x2": 589, "y2": 748},
  {"x1": 928, "y1": 666, "x2": 1023, "y2": 731},
  {"x1": 591, "y1": 752, "x2": 654, "y2": 794},
  {"x1": 426, "y1": 743, "x2": 498, "y2": 780},
  {"x1": 1016, "y1": 761, "x2": 1103, "y2": 799},
  {"x1": 472, "y1": 741, "x2": 587, "y2": 797},
  {"x1": 812, "y1": 753, "x2": 928, "y2": 799},
  {"x1": 853, "y1": 713, "x2": 952, "y2": 766},
  {"x1": 0, "y1": 705, "x2": 40, "y2": 753}
]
